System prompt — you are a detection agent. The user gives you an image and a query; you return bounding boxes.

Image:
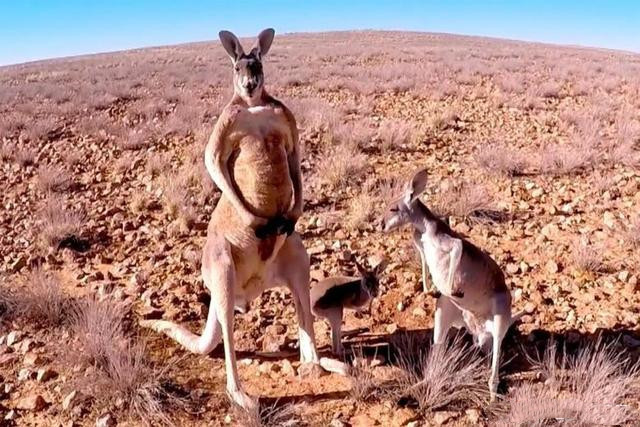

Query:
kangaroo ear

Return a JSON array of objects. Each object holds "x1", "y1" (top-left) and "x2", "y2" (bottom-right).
[
  {"x1": 353, "y1": 258, "x2": 367, "y2": 276},
  {"x1": 250, "y1": 28, "x2": 275, "y2": 60},
  {"x1": 404, "y1": 169, "x2": 428, "y2": 204},
  {"x1": 219, "y1": 30, "x2": 244, "y2": 62}
]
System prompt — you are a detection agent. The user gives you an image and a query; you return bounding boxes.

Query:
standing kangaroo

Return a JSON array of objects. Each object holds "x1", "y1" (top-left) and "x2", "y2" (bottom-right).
[
  {"x1": 141, "y1": 29, "x2": 346, "y2": 410},
  {"x1": 382, "y1": 169, "x2": 522, "y2": 401}
]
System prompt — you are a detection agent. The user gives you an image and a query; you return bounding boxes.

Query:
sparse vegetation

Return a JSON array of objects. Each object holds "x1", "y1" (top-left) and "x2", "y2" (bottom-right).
[
  {"x1": 36, "y1": 164, "x2": 72, "y2": 192},
  {"x1": 503, "y1": 339, "x2": 640, "y2": 426},
  {"x1": 1, "y1": 30, "x2": 639, "y2": 426},
  {"x1": 389, "y1": 335, "x2": 488, "y2": 413},
  {"x1": 432, "y1": 181, "x2": 496, "y2": 222},
  {"x1": 38, "y1": 194, "x2": 84, "y2": 248},
  {"x1": 571, "y1": 239, "x2": 605, "y2": 273},
  {"x1": 476, "y1": 144, "x2": 528, "y2": 176},
  {"x1": 18, "y1": 267, "x2": 68, "y2": 326}
]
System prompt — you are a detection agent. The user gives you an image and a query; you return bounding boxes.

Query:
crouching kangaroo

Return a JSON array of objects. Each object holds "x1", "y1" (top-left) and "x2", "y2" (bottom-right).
[
  {"x1": 382, "y1": 169, "x2": 522, "y2": 401},
  {"x1": 311, "y1": 256, "x2": 386, "y2": 355},
  {"x1": 141, "y1": 28, "x2": 347, "y2": 411}
]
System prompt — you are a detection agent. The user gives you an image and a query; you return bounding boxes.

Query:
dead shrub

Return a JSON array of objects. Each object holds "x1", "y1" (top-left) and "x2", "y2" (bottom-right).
[
  {"x1": 0, "y1": 142, "x2": 15, "y2": 161},
  {"x1": 316, "y1": 143, "x2": 367, "y2": 191},
  {"x1": 71, "y1": 298, "x2": 181, "y2": 425},
  {"x1": 376, "y1": 120, "x2": 416, "y2": 151},
  {"x1": 71, "y1": 297, "x2": 129, "y2": 367},
  {"x1": 538, "y1": 143, "x2": 597, "y2": 176},
  {"x1": 502, "y1": 339, "x2": 639, "y2": 426},
  {"x1": 571, "y1": 239, "x2": 605, "y2": 273},
  {"x1": 231, "y1": 400, "x2": 301, "y2": 427},
  {"x1": 39, "y1": 194, "x2": 84, "y2": 248},
  {"x1": 389, "y1": 334, "x2": 488, "y2": 412},
  {"x1": 146, "y1": 152, "x2": 170, "y2": 177},
  {"x1": 36, "y1": 164, "x2": 72, "y2": 192},
  {"x1": 475, "y1": 144, "x2": 528, "y2": 176},
  {"x1": 432, "y1": 182, "x2": 496, "y2": 222},
  {"x1": 625, "y1": 216, "x2": 640, "y2": 248},
  {"x1": 345, "y1": 180, "x2": 377, "y2": 231},
  {"x1": 18, "y1": 267, "x2": 68, "y2": 326},
  {"x1": 14, "y1": 146, "x2": 36, "y2": 166}
]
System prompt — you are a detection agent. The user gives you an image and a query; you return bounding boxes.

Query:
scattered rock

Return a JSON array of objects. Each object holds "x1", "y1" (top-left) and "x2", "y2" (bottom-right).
[
  {"x1": 96, "y1": 412, "x2": 117, "y2": 427},
  {"x1": 4, "y1": 410, "x2": 16, "y2": 421},
  {"x1": 18, "y1": 368, "x2": 33, "y2": 381},
  {"x1": 10, "y1": 255, "x2": 27, "y2": 272},
  {"x1": 16, "y1": 394, "x2": 47, "y2": 411},
  {"x1": 545, "y1": 260, "x2": 559, "y2": 274},
  {"x1": 433, "y1": 410, "x2": 457, "y2": 425},
  {"x1": 6, "y1": 331, "x2": 21, "y2": 347},
  {"x1": 465, "y1": 408, "x2": 481, "y2": 424},
  {"x1": 63, "y1": 390, "x2": 82, "y2": 411},
  {"x1": 36, "y1": 368, "x2": 57, "y2": 382},
  {"x1": 23, "y1": 352, "x2": 43, "y2": 366}
]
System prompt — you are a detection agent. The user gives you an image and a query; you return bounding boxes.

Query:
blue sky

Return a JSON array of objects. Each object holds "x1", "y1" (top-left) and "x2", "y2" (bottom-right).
[{"x1": 1, "y1": 1, "x2": 638, "y2": 66}]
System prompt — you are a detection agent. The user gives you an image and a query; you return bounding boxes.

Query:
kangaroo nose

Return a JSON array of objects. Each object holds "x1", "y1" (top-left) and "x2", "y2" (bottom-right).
[{"x1": 245, "y1": 81, "x2": 256, "y2": 92}]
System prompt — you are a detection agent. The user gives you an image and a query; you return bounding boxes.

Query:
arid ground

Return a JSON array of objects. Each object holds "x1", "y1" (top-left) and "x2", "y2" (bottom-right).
[{"x1": 1, "y1": 31, "x2": 639, "y2": 426}]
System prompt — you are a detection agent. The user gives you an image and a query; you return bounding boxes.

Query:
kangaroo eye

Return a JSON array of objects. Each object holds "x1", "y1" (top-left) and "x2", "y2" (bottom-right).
[{"x1": 234, "y1": 66, "x2": 239, "y2": 72}]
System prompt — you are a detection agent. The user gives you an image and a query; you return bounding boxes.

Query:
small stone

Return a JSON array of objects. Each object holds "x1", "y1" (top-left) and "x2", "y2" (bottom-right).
[
  {"x1": 330, "y1": 419, "x2": 347, "y2": 427},
  {"x1": 506, "y1": 263, "x2": 519, "y2": 274},
  {"x1": 6, "y1": 331, "x2": 21, "y2": 347},
  {"x1": 23, "y1": 352, "x2": 43, "y2": 366},
  {"x1": 4, "y1": 410, "x2": 16, "y2": 421},
  {"x1": 18, "y1": 368, "x2": 33, "y2": 381},
  {"x1": 224, "y1": 414, "x2": 232, "y2": 424},
  {"x1": 281, "y1": 359, "x2": 296, "y2": 376},
  {"x1": 10, "y1": 256, "x2": 27, "y2": 272},
  {"x1": 386, "y1": 323, "x2": 398, "y2": 334},
  {"x1": 433, "y1": 410, "x2": 456, "y2": 425},
  {"x1": 412, "y1": 307, "x2": 426, "y2": 317},
  {"x1": 16, "y1": 394, "x2": 47, "y2": 411},
  {"x1": 603, "y1": 211, "x2": 616, "y2": 229},
  {"x1": 36, "y1": 368, "x2": 56, "y2": 382},
  {"x1": 63, "y1": 390, "x2": 81, "y2": 411},
  {"x1": 397, "y1": 302, "x2": 405, "y2": 312},
  {"x1": 618, "y1": 270, "x2": 629, "y2": 282},
  {"x1": 545, "y1": 260, "x2": 559, "y2": 274},
  {"x1": 96, "y1": 412, "x2": 117, "y2": 427},
  {"x1": 524, "y1": 302, "x2": 536, "y2": 314},
  {"x1": 465, "y1": 408, "x2": 481, "y2": 424}
]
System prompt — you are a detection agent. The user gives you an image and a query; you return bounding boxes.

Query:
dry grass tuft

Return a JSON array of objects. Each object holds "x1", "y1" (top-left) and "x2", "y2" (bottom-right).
[
  {"x1": 625, "y1": 216, "x2": 640, "y2": 248},
  {"x1": 36, "y1": 164, "x2": 72, "y2": 192},
  {"x1": 502, "y1": 339, "x2": 640, "y2": 426},
  {"x1": 432, "y1": 182, "x2": 496, "y2": 222},
  {"x1": 14, "y1": 146, "x2": 37, "y2": 166},
  {"x1": 571, "y1": 239, "x2": 605, "y2": 273},
  {"x1": 345, "y1": 180, "x2": 377, "y2": 231},
  {"x1": 316, "y1": 142, "x2": 368, "y2": 191},
  {"x1": 71, "y1": 297, "x2": 129, "y2": 367},
  {"x1": 71, "y1": 297, "x2": 182, "y2": 425},
  {"x1": 231, "y1": 400, "x2": 301, "y2": 427},
  {"x1": 146, "y1": 152, "x2": 170, "y2": 177},
  {"x1": 376, "y1": 120, "x2": 416, "y2": 151},
  {"x1": 389, "y1": 334, "x2": 489, "y2": 412},
  {"x1": 18, "y1": 267, "x2": 68, "y2": 326},
  {"x1": 475, "y1": 144, "x2": 528, "y2": 176},
  {"x1": 38, "y1": 194, "x2": 84, "y2": 248},
  {"x1": 538, "y1": 143, "x2": 598, "y2": 176}
]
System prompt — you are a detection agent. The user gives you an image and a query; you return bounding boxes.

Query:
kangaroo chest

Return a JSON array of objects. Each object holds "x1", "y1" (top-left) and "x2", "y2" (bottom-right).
[{"x1": 419, "y1": 232, "x2": 454, "y2": 292}]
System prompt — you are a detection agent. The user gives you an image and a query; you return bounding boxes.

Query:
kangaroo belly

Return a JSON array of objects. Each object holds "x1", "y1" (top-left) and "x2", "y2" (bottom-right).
[{"x1": 229, "y1": 107, "x2": 294, "y2": 218}]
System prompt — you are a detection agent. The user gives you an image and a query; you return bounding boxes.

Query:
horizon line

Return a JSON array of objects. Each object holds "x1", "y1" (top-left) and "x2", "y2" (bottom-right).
[{"x1": 2, "y1": 28, "x2": 638, "y2": 69}]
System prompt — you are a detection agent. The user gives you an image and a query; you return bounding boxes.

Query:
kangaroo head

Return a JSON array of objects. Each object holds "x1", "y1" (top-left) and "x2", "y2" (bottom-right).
[
  {"x1": 382, "y1": 169, "x2": 428, "y2": 232},
  {"x1": 354, "y1": 256, "x2": 386, "y2": 297},
  {"x1": 219, "y1": 28, "x2": 275, "y2": 104}
]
